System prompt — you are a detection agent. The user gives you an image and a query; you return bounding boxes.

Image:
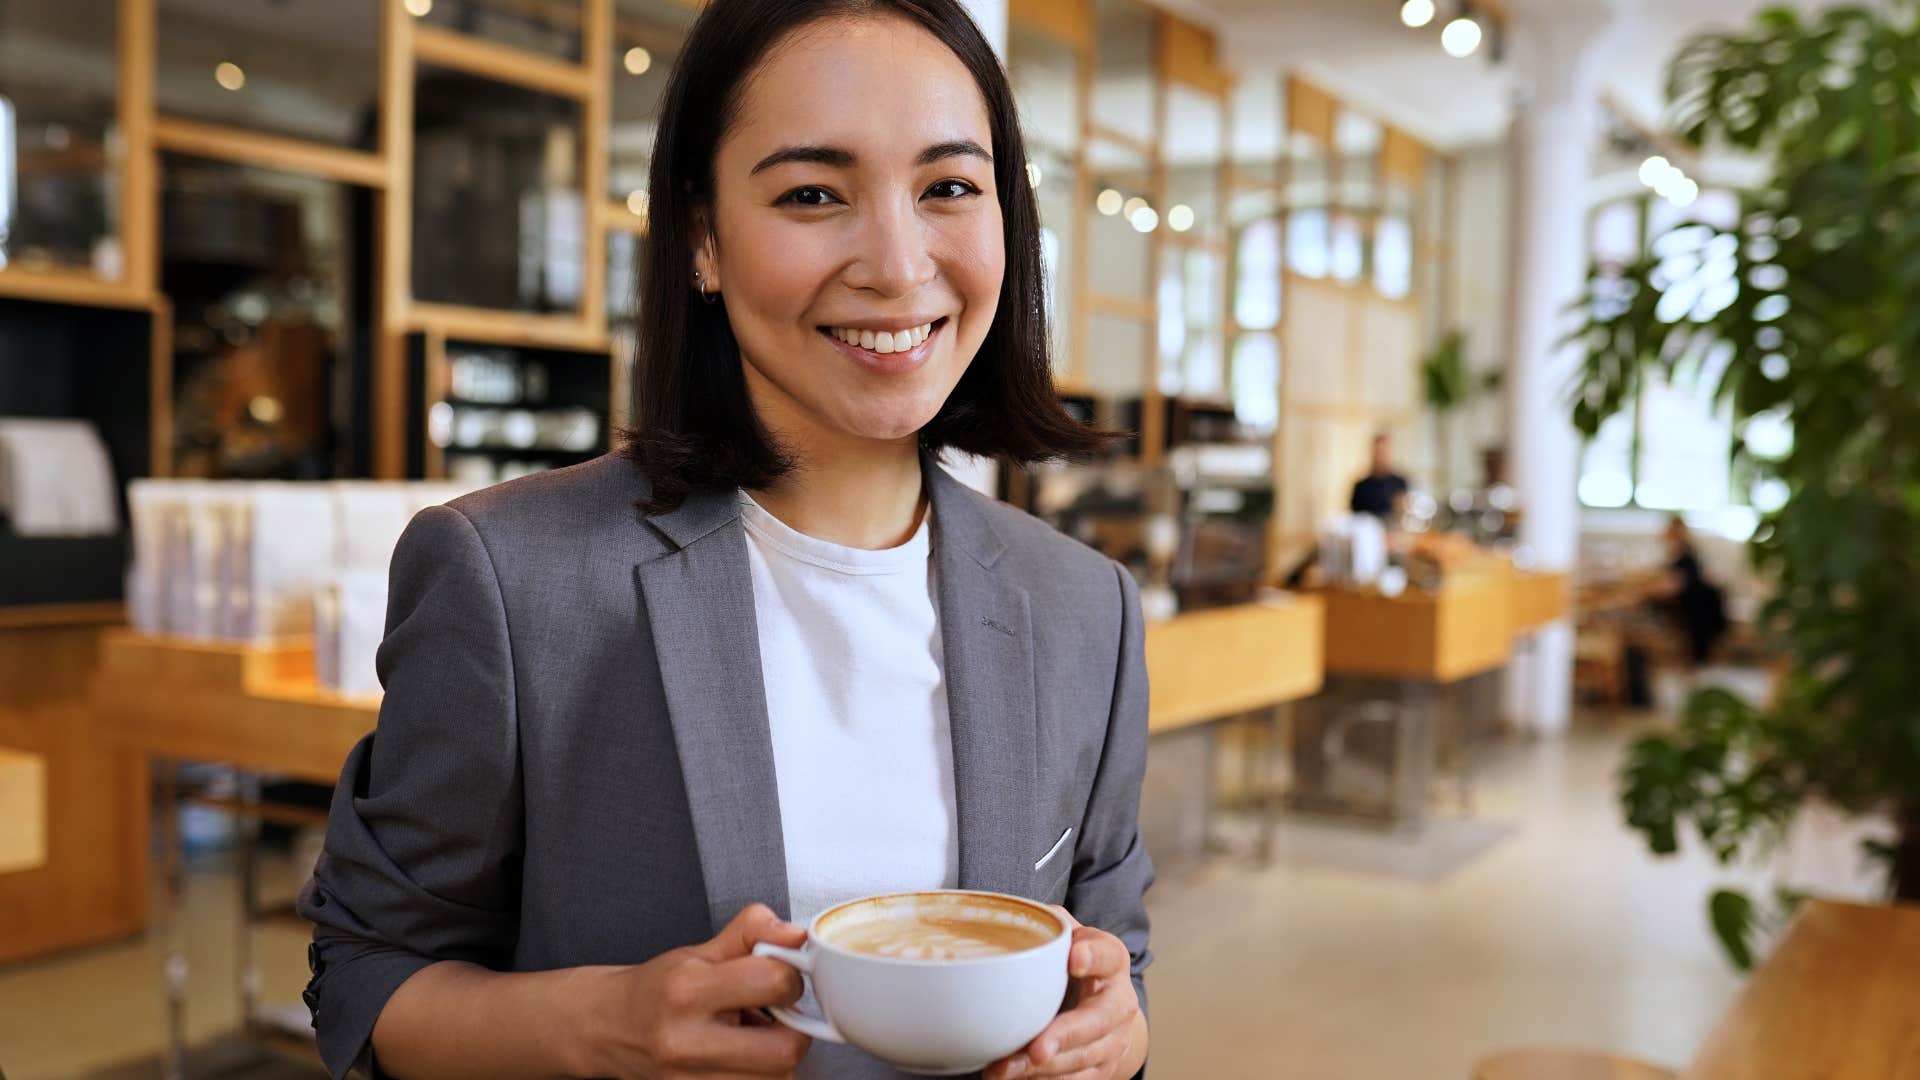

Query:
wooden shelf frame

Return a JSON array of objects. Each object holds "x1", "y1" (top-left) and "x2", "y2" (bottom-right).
[
  {"x1": 152, "y1": 116, "x2": 389, "y2": 188},
  {"x1": 413, "y1": 23, "x2": 597, "y2": 100}
]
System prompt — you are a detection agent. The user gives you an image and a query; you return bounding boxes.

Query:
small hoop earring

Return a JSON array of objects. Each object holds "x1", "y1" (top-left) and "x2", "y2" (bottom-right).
[{"x1": 693, "y1": 269, "x2": 719, "y2": 305}]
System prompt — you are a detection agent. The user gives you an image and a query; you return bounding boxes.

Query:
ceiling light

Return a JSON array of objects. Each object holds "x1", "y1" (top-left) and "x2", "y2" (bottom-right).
[
  {"x1": 1638, "y1": 155, "x2": 1672, "y2": 188},
  {"x1": 214, "y1": 62, "x2": 246, "y2": 91},
  {"x1": 1122, "y1": 196, "x2": 1149, "y2": 218},
  {"x1": 1669, "y1": 177, "x2": 1699, "y2": 207},
  {"x1": 1129, "y1": 206, "x2": 1159, "y2": 233},
  {"x1": 1400, "y1": 0, "x2": 1436, "y2": 28},
  {"x1": 404, "y1": 0, "x2": 432, "y2": 15},
  {"x1": 1096, "y1": 188, "x2": 1124, "y2": 216},
  {"x1": 1026, "y1": 162, "x2": 1043, "y2": 188},
  {"x1": 624, "y1": 46, "x2": 652, "y2": 75},
  {"x1": 1167, "y1": 204, "x2": 1195, "y2": 232},
  {"x1": 1441, "y1": 16, "x2": 1483, "y2": 58}
]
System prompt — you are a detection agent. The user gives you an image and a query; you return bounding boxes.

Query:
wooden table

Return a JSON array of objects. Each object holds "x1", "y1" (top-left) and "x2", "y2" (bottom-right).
[
  {"x1": 1301, "y1": 573, "x2": 1515, "y2": 823},
  {"x1": 1145, "y1": 594, "x2": 1324, "y2": 733},
  {"x1": 1510, "y1": 569, "x2": 1572, "y2": 637},
  {"x1": 1318, "y1": 570, "x2": 1515, "y2": 683},
  {"x1": 1681, "y1": 899, "x2": 1920, "y2": 1078},
  {"x1": 0, "y1": 748, "x2": 47, "y2": 875},
  {"x1": 1139, "y1": 595, "x2": 1325, "y2": 864},
  {"x1": 92, "y1": 631, "x2": 378, "y2": 784},
  {"x1": 91, "y1": 632, "x2": 377, "y2": 1079}
]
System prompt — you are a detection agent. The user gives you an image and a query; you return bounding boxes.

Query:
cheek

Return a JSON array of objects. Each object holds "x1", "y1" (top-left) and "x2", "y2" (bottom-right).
[
  {"x1": 721, "y1": 220, "x2": 830, "y2": 329},
  {"x1": 943, "y1": 211, "x2": 1004, "y2": 332}
]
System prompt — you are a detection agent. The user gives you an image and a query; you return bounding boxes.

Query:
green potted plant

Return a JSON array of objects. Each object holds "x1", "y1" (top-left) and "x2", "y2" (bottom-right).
[
  {"x1": 1568, "y1": 1, "x2": 1920, "y2": 968},
  {"x1": 1422, "y1": 328, "x2": 1500, "y2": 491}
]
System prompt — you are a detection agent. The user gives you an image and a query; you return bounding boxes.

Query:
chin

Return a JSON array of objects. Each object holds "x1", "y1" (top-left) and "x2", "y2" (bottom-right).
[{"x1": 835, "y1": 396, "x2": 950, "y2": 444}]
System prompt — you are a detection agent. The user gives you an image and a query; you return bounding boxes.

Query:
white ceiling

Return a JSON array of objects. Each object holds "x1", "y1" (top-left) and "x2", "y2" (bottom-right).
[{"x1": 1169, "y1": 0, "x2": 1836, "y2": 150}]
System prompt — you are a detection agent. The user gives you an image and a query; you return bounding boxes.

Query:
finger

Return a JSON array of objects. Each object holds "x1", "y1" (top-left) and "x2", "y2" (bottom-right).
[
  {"x1": 699, "y1": 903, "x2": 806, "y2": 962},
  {"x1": 1025, "y1": 1028, "x2": 1128, "y2": 1078},
  {"x1": 667, "y1": 1022, "x2": 812, "y2": 1076},
  {"x1": 1024, "y1": 982, "x2": 1135, "y2": 1061},
  {"x1": 1067, "y1": 927, "x2": 1131, "y2": 980},
  {"x1": 1048, "y1": 905, "x2": 1083, "y2": 929},
  {"x1": 695, "y1": 955, "x2": 806, "y2": 1012},
  {"x1": 986, "y1": 1029, "x2": 1125, "y2": 1080}
]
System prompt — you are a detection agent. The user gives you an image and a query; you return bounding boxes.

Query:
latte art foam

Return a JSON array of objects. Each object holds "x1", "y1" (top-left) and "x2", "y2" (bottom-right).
[{"x1": 818, "y1": 895, "x2": 1060, "y2": 961}]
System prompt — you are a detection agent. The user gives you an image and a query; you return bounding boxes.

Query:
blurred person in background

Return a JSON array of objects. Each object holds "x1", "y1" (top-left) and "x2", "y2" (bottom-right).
[{"x1": 1349, "y1": 431, "x2": 1409, "y2": 522}]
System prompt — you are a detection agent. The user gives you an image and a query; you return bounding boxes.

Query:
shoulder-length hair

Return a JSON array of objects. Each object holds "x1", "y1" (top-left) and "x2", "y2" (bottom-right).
[{"x1": 622, "y1": 0, "x2": 1107, "y2": 512}]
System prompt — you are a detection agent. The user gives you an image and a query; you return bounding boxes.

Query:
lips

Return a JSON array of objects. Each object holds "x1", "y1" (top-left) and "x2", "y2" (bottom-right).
[{"x1": 816, "y1": 316, "x2": 948, "y2": 373}]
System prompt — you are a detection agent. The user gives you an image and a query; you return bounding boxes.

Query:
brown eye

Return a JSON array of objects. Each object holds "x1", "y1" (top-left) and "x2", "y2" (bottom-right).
[
  {"x1": 778, "y1": 186, "x2": 838, "y2": 207},
  {"x1": 925, "y1": 179, "x2": 981, "y2": 200}
]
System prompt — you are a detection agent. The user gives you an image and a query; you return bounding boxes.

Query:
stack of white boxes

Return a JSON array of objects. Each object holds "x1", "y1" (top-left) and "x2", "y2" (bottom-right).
[{"x1": 126, "y1": 480, "x2": 479, "y2": 697}]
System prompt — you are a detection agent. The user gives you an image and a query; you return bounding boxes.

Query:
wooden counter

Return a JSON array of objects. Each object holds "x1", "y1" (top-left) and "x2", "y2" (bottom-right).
[
  {"x1": 91, "y1": 632, "x2": 377, "y2": 785},
  {"x1": 0, "y1": 615, "x2": 148, "y2": 965},
  {"x1": 1144, "y1": 595, "x2": 1325, "y2": 733},
  {"x1": 0, "y1": 748, "x2": 47, "y2": 875},
  {"x1": 1317, "y1": 571, "x2": 1514, "y2": 683},
  {"x1": 1510, "y1": 569, "x2": 1572, "y2": 637},
  {"x1": 1682, "y1": 899, "x2": 1920, "y2": 1078}
]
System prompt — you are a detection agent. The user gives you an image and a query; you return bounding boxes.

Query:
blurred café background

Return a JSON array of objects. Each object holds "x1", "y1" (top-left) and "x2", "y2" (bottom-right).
[{"x1": 2, "y1": 0, "x2": 1917, "y2": 1077}]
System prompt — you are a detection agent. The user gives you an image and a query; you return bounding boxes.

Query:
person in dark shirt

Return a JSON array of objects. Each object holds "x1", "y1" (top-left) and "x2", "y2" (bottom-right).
[
  {"x1": 1651, "y1": 515, "x2": 1730, "y2": 664},
  {"x1": 1350, "y1": 432, "x2": 1410, "y2": 520}
]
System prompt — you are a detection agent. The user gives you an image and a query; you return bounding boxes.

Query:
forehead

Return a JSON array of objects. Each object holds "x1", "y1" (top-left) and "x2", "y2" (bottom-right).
[{"x1": 725, "y1": 15, "x2": 993, "y2": 161}]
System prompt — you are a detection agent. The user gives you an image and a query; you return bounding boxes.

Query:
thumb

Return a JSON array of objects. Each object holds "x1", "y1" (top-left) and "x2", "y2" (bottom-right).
[{"x1": 698, "y1": 903, "x2": 805, "y2": 962}]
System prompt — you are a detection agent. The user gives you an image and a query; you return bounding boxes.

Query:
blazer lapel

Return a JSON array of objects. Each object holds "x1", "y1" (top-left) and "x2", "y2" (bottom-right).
[
  {"x1": 636, "y1": 488, "x2": 792, "y2": 933},
  {"x1": 925, "y1": 458, "x2": 1040, "y2": 896}
]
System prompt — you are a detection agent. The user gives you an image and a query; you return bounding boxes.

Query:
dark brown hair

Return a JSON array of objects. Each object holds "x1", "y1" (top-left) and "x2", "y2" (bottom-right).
[{"x1": 621, "y1": 0, "x2": 1107, "y2": 512}]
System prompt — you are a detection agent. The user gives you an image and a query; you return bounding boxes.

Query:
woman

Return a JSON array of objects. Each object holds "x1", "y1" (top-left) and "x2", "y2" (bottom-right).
[{"x1": 298, "y1": 1, "x2": 1153, "y2": 1077}]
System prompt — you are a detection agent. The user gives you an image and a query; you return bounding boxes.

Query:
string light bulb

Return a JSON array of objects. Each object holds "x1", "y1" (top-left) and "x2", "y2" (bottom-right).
[
  {"x1": 624, "y1": 47, "x2": 652, "y2": 75},
  {"x1": 214, "y1": 62, "x2": 245, "y2": 90},
  {"x1": 1400, "y1": 0, "x2": 1435, "y2": 28}
]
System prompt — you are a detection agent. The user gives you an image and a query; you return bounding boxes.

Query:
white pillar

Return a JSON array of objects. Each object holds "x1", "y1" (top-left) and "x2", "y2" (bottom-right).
[{"x1": 1502, "y1": 10, "x2": 1613, "y2": 735}]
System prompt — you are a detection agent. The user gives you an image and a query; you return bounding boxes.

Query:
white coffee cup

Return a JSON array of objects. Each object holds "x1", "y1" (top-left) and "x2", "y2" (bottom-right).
[{"x1": 752, "y1": 890, "x2": 1070, "y2": 1076}]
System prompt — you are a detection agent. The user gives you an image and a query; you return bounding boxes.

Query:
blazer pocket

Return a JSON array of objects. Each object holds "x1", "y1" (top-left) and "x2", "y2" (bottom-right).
[{"x1": 1033, "y1": 827, "x2": 1073, "y2": 901}]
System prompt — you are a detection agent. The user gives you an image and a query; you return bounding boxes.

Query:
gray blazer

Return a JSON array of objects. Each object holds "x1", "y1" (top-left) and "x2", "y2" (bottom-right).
[{"x1": 299, "y1": 452, "x2": 1153, "y2": 1079}]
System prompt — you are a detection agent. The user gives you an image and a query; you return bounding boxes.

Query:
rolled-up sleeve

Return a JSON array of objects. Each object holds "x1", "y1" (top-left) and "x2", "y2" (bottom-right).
[
  {"x1": 1067, "y1": 563, "x2": 1155, "y2": 1026},
  {"x1": 297, "y1": 504, "x2": 524, "y2": 1079}
]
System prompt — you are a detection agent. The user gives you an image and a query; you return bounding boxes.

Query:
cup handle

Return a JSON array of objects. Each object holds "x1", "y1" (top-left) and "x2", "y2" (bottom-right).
[{"x1": 751, "y1": 941, "x2": 847, "y2": 1044}]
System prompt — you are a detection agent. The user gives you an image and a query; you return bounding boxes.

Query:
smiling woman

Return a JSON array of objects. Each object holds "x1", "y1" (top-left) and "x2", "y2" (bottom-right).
[
  {"x1": 625, "y1": 0, "x2": 1105, "y2": 520},
  {"x1": 298, "y1": 3, "x2": 1153, "y2": 1079}
]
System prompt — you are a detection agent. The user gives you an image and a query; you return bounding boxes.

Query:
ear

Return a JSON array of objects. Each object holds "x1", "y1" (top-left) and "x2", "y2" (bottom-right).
[{"x1": 689, "y1": 203, "x2": 720, "y2": 292}]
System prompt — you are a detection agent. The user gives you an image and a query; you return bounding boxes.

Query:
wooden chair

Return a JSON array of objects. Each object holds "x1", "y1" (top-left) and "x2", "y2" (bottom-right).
[{"x1": 1472, "y1": 1049, "x2": 1677, "y2": 1080}]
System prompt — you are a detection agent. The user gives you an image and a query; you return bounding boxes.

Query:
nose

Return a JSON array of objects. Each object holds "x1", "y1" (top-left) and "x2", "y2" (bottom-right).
[{"x1": 843, "y1": 195, "x2": 937, "y2": 299}]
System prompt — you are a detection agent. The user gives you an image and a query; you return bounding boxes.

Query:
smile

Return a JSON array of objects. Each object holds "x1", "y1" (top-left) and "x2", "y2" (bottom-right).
[
  {"x1": 819, "y1": 318, "x2": 945, "y2": 355},
  {"x1": 815, "y1": 317, "x2": 949, "y2": 373}
]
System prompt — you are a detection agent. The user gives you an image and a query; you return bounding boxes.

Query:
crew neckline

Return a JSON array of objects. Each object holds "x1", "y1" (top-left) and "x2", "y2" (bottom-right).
[{"x1": 737, "y1": 491, "x2": 931, "y2": 576}]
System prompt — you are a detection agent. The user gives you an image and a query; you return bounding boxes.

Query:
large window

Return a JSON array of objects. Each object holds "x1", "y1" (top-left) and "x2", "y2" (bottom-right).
[{"x1": 1577, "y1": 190, "x2": 1780, "y2": 519}]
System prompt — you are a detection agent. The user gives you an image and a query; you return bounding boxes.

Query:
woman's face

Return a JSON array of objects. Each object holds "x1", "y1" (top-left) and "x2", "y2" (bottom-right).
[{"x1": 697, "y1": 14, "x2": 1004, "y2": 454}]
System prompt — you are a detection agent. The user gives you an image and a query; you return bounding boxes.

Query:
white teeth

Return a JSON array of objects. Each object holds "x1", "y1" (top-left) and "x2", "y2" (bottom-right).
[{"x1": 826, "y1": 321, "x2": 935, "y2": 352}]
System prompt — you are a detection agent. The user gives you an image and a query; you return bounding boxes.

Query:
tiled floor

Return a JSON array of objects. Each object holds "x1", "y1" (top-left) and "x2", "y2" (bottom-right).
[{"x1": 0, "y1": 716, "x2": 1869, "y2": 1079}]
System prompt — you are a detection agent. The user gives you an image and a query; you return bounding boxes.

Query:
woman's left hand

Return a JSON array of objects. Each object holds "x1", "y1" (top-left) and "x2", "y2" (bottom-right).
[{"x1": 983, "y1": 907, "x2": 1144, "y2": 1080}]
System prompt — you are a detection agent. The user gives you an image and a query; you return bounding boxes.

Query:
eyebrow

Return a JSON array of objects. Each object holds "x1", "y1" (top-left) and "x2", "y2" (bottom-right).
[{"x1": 748, "y1": 139, "x2": 993, "y2": 176}]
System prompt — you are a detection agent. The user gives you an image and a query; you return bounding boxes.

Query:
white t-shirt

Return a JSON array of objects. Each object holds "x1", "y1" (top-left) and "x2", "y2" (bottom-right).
[{"x1": 738, "y1": 492, "x2": 959, "y2": 929}]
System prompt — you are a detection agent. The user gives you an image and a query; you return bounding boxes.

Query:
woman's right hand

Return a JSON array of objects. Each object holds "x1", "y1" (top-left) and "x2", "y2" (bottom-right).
[{"x1": 578, "y1": 904, "x2": 814, "y2": 1079}]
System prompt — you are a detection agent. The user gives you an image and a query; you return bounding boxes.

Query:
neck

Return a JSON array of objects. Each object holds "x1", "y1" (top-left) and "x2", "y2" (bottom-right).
[{"x1": 742, "y1": 375, "x2": 927, "y2": 550}]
